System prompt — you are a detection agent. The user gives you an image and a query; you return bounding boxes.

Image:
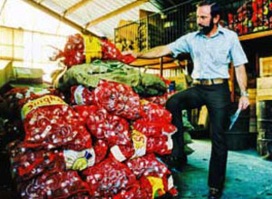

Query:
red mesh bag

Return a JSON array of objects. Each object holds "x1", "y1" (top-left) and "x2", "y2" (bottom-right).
[
  {"x1": 72, "y1": 105, "x2": 96, "y2": 122},
  {"x1": 85, "y1": 105, "x2": 131, "y2": 146},
  {"x1": 51, "y1": 33, "x2": 85, "y2": 68},
  {"x1": 22, "y1": 95, "x2": 92, "y2": 150},
  {"x1": 3, "y1": 87, "x2": 64, "y2": 118},
  {"x1": 113, "y1": 181, "x2": 150, "y2": 199},
  {"x1": 19, "y1": 170, "x2": 90, "y2": 199},
  {"x1": 92, "y1": 139, "x2": 108, "y2": 164},
  {"x1": 132, "y1": 119, "x2": 177, "y2": 155},
  {"x1": 101, "y1": 39, "x2": 136, "y2": 64},
  {"x1": 51, "y1": 34, "x2": 135, "y2": 68},
  {"x1": 133, "y1": 119, "x2": 176, "y2": 137},
  {"x1": 62, "y1": 139, "x2": 108, "y2": 171},
  {"x1": 126, "y1": 153, "x2": 170, "y2": 178},
  {"x1": 82, "y1": 157, "x2": 137, "y2": 198},
  {"x1": 138, "y1": 175, "x2": 178, "y2": 199},
  {"x1": 140, "y1": 101, "x2": 172, "y2": 123},
  {"x1": 7, "y1": 140, "x2": 65, "y2": 182},
  {"x1": 143, "y1": 92, "x2": 168, "y2": 106},
  {"x1": 93, "y1": 80, "x2": 142, "y2": 120},
  {"x1": 70, "y1": 85, "x2": 94, "y2": 105},
  {"x1": 109, "y1": 142, "x2": 135, "y2": 162}
]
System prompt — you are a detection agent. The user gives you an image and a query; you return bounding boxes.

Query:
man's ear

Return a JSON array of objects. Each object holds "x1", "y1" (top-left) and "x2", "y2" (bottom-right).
[{"x1": 213, "y1": 14, "x2": 220, "y2": 24}]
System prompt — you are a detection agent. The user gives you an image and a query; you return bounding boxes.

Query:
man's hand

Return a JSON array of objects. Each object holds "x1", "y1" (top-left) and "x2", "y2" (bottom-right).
[
  {"x1": 238, "y1": 96, "x2": 250, "y2": 110},
  {"x1": 122, "y1": 50, "x2": 138, "y2": 58}
]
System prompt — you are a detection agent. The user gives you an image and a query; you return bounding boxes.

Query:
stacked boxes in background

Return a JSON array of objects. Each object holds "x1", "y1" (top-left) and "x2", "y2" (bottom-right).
[
  {"x1": 256, "y1": 56, "x2": 272, "y2": 157},
  {"x1": 248, "y1": 88, "x2": 257, "y2": 133}
]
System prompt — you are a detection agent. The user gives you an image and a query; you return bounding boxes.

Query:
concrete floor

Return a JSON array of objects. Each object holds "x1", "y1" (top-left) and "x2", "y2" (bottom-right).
[{"x1": 172, "y1": 139, "x2": 272, "y2": 199}]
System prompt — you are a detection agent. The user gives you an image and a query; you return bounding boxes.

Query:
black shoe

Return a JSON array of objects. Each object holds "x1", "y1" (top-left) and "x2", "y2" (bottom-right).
[{"x1": 208, "y1": 187, "x2": 222, "y2": 199}]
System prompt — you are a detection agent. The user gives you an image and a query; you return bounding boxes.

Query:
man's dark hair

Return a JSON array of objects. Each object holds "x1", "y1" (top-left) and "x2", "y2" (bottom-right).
[{"x1": 196, "y1": 0, "x2": 221, "y2": 19}]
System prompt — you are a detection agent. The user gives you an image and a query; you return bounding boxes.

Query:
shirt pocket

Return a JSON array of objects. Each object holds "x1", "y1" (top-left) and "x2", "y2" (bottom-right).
[{"x1": 214, "y1": 49, "x2": 230, "y2": 65}]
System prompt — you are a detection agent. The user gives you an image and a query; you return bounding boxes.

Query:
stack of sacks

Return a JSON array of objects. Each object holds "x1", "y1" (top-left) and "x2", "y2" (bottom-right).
[{"x1": 3, "y1": 80, "x2": 179, "y2": 198}]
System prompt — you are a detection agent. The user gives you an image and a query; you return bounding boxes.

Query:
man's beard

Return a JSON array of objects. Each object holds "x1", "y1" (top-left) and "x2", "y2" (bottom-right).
[{"x1": 198, "y1": 19, "x2": 214, "y2": 35}]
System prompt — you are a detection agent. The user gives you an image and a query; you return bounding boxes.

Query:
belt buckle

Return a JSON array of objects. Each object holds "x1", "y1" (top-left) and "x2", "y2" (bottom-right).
[{"x1": 201, "y1": 79, "x2": 211, "y2": 85}]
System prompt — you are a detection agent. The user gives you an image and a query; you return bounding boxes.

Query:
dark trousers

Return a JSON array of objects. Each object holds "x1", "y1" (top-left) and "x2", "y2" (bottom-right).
[{"x1": 165, "y1": 81, "x2": 231, "y2": 189}]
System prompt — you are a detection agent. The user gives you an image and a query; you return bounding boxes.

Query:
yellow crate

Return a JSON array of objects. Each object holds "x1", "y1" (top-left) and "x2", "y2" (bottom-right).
[
  {"x1": 257, "y1": 77, "x2": 272, "y2": 89},
  {"x1": 259, "y1": 57, "x2": 272, "y2": 77},
  {"x1": 257, "y1": 88, "x2": 272, "y2": 96}
]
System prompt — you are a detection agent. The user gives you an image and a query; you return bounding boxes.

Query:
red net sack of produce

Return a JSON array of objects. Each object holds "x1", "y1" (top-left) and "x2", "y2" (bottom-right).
[
  {"x1": 110, "y1": 142, "x2": 135, "y2": 162},
  {"x1": 51, "y1": 34, "x2": 135, "y2": 67},
  {"x1": 72, "y1": 105, "x2": 95, "y2": 122},
  {"x1": 62, "y1": 139, "x2": 108, "y2": 171},
  {"x1": 82, "y1": 157, "x2": 137, "y2": 198},
  {"x1": 110, "y1": 130, "x2": 147, "y2": 161},
  {"x1": 85, "y1": 105, "x2": 131, "y2": 146},
  {"x1": 113, "y1": 181, "x2": 150, "y2": 199},
  {"x1": 126, "y1": 153, "x2": 170, "y2": 178},
  {"x1": 139, "y1": 175, "x2": 178, "y2": 199},
  {"x1": 21, "y1": 95, "x2": 92, "y2": 150},
  {"x1": 70, "y1": 85, "x2": 94, "y2": 105},
  {"x1": 143, "y1": 92, "x2": 168, "y2": 106},
  {"x1": 131, "y1": 120, "x2": 176, "y2": 155},
  {"x1": 140, "y1": 100, "x2": 172, "y2": 123},
  {"x1": 101, "y1": 38, "x2": 136, "y2": 64},
  {"x1": 18, "y1": 170, "x2": 90, "y2": 199},
  {"x1": 110, "y1": 122, "x2": 176, "y2": 161},
  {"x1": 94, "y1": 80, "x2": 142, "y2": 120},
  {"x1": 7, "y1": 140, "x2": 65, "y2": 182},
  {"x1": 133, "y1": 119, "x2": 177, "y2": 137},
  {"x1": 51, "y1": 33, "x2": 85, "y2": 68},
  {"x1": 3, "y1": 87, "x2": 64, "y2": 118}
]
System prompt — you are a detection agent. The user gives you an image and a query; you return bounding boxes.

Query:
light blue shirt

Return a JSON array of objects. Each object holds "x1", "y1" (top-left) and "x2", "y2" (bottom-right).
[{"x1": 167, "y1": 25, "x2": 248, "y2": 79}]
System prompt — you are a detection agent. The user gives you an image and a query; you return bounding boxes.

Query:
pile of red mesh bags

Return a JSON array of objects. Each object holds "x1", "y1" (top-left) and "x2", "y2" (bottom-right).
[
  {"x1": 110, "y1": 99, "x2": 177, "y2": 161},
  {"x1": 3, "y1": 79, "x2": 179, "y2": 198}
]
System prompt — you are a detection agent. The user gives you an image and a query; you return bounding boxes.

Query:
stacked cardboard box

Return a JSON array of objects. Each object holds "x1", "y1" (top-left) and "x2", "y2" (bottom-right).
[{"x1": 256, "y1": 56, "x2": 272, "y2": 157}]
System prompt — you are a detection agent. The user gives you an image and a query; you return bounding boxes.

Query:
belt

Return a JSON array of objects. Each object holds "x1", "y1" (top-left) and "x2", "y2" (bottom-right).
[{"x1": 193, "y1": 78, "x2": 226, "y2": 86}]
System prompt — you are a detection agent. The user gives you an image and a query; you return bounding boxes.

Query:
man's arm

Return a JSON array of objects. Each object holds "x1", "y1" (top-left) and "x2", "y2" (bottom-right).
[
  {"x1": 234, "y1": 64, "x2": 250, "y2": 110},
  {"x1": 133, "y1": 45, "x2": 172, "y2": 59},
  {"x1": 235, "y1": 64, "x2": 247, "y2": 92}
]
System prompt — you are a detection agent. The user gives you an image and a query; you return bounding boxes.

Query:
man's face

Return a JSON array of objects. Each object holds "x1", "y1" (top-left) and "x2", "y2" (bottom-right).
[{"x1": 196, "y1": 5, "x2": 214, "y2": 35}]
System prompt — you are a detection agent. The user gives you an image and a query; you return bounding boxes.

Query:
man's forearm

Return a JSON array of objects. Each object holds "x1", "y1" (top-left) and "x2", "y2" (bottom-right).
[
  {"x1": 137, "y1": 45, "x2": 172, "y2": 58},
  {"x1": 235, "y1": 64, "x2": 248, "y2": 94}
]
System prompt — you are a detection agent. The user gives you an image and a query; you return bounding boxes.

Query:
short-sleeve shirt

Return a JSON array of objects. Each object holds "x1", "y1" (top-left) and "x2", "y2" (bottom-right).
[{"x1": 167, "y1": 25, "x2": 248, "y2": 79}]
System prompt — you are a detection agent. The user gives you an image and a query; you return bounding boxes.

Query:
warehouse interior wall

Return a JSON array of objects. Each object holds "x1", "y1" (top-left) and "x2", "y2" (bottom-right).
[
  {"x1": 0, "y1": 0, "x2": 80, "y2": 83},
  {"x1": 0, "y1": 26, "x2": 71, "y2": 83}
]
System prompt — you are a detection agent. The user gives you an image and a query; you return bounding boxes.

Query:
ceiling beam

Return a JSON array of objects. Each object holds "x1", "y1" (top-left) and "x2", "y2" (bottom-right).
[
  {"x1": 22, "y1": 0, "x2": 100, "y2": 37},
  {"x1": 0, "y1": 0, "x2": 8, "y2": 16},
  {"x1": 85, "y1": 0, "x2": 149, "y2": 28},
  {"x1": 64, "y1": 0, "x2": 94, "y2": 16}
]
